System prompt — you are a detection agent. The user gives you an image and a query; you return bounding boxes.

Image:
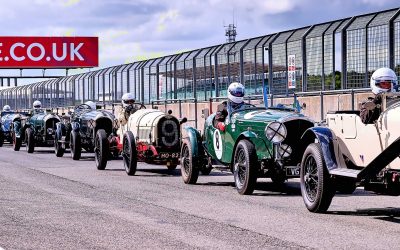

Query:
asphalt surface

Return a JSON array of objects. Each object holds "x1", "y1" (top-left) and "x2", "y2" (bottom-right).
[{"x1": 0, "y1": 144, "x2": 400, "y2": 249}]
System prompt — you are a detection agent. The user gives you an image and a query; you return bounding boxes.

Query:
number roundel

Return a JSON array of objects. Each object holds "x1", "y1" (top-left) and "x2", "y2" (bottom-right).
[{"x1": 213, "y1": 129, "x2": 223, "y2": 159}]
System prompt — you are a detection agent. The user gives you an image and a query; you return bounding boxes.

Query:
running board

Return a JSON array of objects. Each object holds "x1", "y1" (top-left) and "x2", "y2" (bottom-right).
[
  {"x1": 330, "y1": 169, "x2": 360, "y2": 178},
  {"x1": 330, "y1": 136, "x2": 400, "y2": 181}
]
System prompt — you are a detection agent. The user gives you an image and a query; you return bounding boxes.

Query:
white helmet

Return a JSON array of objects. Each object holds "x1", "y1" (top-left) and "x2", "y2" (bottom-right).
[
  {"x1": 85, "y1": 101, "x2": 96, "y2": 110},
  {"x1": 3, "y1": 105, "x2": 11, "y2": 112},
  {"x1": 33, "y1": 100, "x2": 42, "y2": 109},
  {"x1": 227, "y1": 82, "x2": 245, "y2": 104},
  {"x1": 370, "y1": 67, "x2": 398, "y2": 95},
  {"x1": 121, "y1": 93, "x2": 135, "y2": 108}
]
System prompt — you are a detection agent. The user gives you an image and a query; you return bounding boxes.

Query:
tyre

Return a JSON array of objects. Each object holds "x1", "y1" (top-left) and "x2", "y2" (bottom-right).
[
  {"x1": 122, "y1": 131, "x2": 137, "y2": 176},
  {"x1": 95, "y1": 129, "x2": 109, "y2": 170},
  {"x1": 0, "y1": 132, "x2": 4, "y2": 147},
  {"x1": 12, "y1": 131, "x2": 21, "y2": 151},
  {"x1": 300, "y1": 143, "x2": 335, "y2": 213},
  {"x1": 70, "y1": 130, "x2": 81, "y2": 160},
  {"x1": 180, "y1": 139, "x2": 200, "y2": 184},
  {"x1": 233, "y1": 140, "x2": 258, "y2": 195},
  {"x1": 25, "y1": 127, "x2": 35, "y2": 153},
  {"x1": 54, "y1": 133, "x2": 65, "y2": 157}
]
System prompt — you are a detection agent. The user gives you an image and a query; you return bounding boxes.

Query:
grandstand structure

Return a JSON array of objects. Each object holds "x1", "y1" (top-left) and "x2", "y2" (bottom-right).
[{"x1": 1, "y1": 8, "x2": 400, "y2": 110}]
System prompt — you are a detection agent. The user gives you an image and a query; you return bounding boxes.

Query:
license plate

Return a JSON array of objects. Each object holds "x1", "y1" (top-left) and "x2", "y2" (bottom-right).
[
  {"x1": 159, "y1": 152, "x2": 180, "y2": 159},
  {"x1": 286, "y1": 166, "x2": 300, "y2": 176}
]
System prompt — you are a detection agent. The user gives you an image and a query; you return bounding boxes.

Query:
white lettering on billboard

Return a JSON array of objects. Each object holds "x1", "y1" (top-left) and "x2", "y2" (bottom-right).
[
  {"x1": 53, "y1": 43, "x2": 67, "y2": 61},
  {"x1": 27, "y1": 43, "x2": 45, "y2": 61},
  {"x1": 70, "y1": 43, "x2": 84, "y2": 61},
  {"x1": 10, "y1": 43, "x2": 26, "y2": 61}
]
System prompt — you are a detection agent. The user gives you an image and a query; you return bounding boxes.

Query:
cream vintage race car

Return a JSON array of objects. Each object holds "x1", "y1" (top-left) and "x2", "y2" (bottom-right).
[
  {"x1": 116, "y1": 105, "x2": 187, "y2": 176},
  {"x1": 299, "y1": 92, "x2": 400, "y2": 213}
]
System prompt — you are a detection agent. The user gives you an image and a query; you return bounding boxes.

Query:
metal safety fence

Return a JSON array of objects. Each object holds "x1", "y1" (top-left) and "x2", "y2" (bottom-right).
[{"x1": 0, "y1": 8, "x2": 400, "y2": 113}]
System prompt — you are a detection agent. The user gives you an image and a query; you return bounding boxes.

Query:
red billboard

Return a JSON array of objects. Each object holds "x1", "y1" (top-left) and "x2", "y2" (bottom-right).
[{"x1": 0, "y1": 37, "x2": 98, "y2": 68}]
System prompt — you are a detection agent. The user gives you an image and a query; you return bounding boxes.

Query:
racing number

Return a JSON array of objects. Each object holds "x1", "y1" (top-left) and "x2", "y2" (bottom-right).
[{"x1": 213, "y1": 129, "x2": 223, "y2": 159}]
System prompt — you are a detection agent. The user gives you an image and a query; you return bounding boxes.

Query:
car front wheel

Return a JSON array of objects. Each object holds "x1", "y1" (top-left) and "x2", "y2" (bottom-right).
[
  {"x1": 300, "y1": 143, "x2": 335, "y2": 213},
  {"x1": 26, "y1": 128, "x2": 35, "y2": 153},
  {"x1": 233, "y1": 140, "x2": 258, "y2": 195},
  {"x1": 95, "y1": 129, "x2": 109, "y2": 170},
  {"x1": 54, "y1": 133, "x2": 65, "y2": 157},
  {"x1": 70, "y1": 130, "x2": 81, "y2": 160},
  {"x1": 12, "y1": 131, "x2": 21, "y2": 151},
  {"x1": 180, "y1": 139, "x2": 200, "y2": 184},
  {"x1": 122, "y1": 131, "x2": 137, "y2": 176}
]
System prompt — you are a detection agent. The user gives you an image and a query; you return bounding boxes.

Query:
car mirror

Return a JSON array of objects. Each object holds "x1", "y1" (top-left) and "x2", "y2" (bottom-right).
[
  {"x1": 168, "y1": 110, "x2": 172, "y2": 115},
  {"x1": 179, "y1": 117, "x2": 188, "y2": 125}
]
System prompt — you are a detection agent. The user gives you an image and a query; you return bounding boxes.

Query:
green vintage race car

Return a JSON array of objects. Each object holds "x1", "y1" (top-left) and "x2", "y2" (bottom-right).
[{"x1": 181, "y1": 103, "x2": 314, "y2": 194}]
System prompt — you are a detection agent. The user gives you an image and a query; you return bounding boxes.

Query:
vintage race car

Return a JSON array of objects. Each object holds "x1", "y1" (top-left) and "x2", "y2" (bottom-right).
[
  {"x1": 54, "y1": 104, "x2": 119, "y2": 170},
  {"x1": 117, "y1": 105, "x2": 187, "y2": 176},
  {"x1": 0, "y1": 111, "x2": 30, "y2": 150},
  {"x1": 21, "y1": 109, "x2": 61, "y2": 153},
  {"x1": 181, "y1": 103, "x2": 314, "y2": 195},
  {"x1": 299, "y1": 93, "x2": 400, "y2": 213}
]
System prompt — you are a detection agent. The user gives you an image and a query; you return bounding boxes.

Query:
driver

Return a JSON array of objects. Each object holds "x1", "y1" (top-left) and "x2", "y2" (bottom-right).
[
  {"x1": 360, "y1": 67, "x2": 398, "y2": 124},
  {"x1": 32, "y1": 100, "x2": 42, "y2": 114},
  {"x1": 214, "y1": 82, "x2": 245, "y2": 129},
  {"x1": 2, "y1": 105, "x2": 11, "y2": 112},
  {"x1": 84, "y1": 101, "x2": 97, "y2": 110},
  {"x1": 118, "y1": 93, "x2": 137, "y2": 126}
]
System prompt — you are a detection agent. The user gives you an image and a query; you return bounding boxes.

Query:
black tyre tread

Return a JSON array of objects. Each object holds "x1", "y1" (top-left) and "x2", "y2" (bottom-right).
[
  {"x1": 54, "y1": 134, "x2": 65, "y2": 157},
  {"x1": 26, "y1": 128, "x2": 35, "y2": 153},
  {"x1": 0, "y1": 132, "x2": 4, "y2": 147},
  {"x1": 300, "y1": 143, "x2": 335, "y2": 213},
  {"x1": 70, "y1": 131, "x2": 81, "y2": 160},
  {"x1": 95, "y1": 129, "x2": 109, "y2": 170},
  {"x1": 123, "y1": 131, "x2": 137, "y2": 176},
  {"x1": 180, "y1": 138, "x2": 200, "y2": 184},
  {"x1": 234, "y1": 140, "x2": 258, "y2": 195},
  {"x1": 12, "y1": 132, "x2": 21, "y2": 151}
]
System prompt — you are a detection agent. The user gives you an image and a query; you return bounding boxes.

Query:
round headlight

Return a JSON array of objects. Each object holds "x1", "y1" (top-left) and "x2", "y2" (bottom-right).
[
  {"x1": 278, "y1": 144, "x2": 292, "y2": 158},
  {"x1": 47, "y1": 128, "x2": 54, "y2": 134},
  {"x1": 265, "y1": 121, "x2": 287, "y2": 144}
]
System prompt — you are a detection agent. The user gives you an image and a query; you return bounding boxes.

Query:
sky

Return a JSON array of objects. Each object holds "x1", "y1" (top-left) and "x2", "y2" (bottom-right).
[{"x1": 0, "y1": 0, "x2": 399, "y2": 81}]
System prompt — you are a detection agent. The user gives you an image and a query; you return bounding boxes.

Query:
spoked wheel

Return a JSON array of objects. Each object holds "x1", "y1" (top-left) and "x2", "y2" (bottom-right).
[
  {"x1": 25, "y1": 127, "x2": 35, "y2": 153},
  {"x1": 94, "y1": 129, "x2": 109, "y2": 170},
  {"x1": 122, "y1": 131, "x2": 137, "y2": 176},
  {"x1": 54, "y1": 133, "x2": 65, "y2": 157},
  {"x1": 180, "y1": 139, "x2": 199, "y2": 184},
  {"x1": 300, "y1": 143, "x2": 335, "y2": 213},
  {"x1": 70, "y1": 130, "x2": 81, "y2": 160},
  {"x1": 233, "y1": 140, "x2": 258, "y2": 195}
]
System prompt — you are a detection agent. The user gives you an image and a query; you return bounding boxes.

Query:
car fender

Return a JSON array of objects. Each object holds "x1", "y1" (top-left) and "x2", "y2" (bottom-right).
[
  {"x1": 12, "y1": 120, "x2": 22, "y2": 138},
  {"x1": 232, "y1": 131, "x2": 270, "y2": 162},
  {"x1": 300, "y1": 127, "x2": 338, "y2": 170},
  {"x1": 183, "y1": 126, "x2": 202, "y2": 159},
  {"x1": 70, "y1": 122, "x2": 80, "y2": 132}
]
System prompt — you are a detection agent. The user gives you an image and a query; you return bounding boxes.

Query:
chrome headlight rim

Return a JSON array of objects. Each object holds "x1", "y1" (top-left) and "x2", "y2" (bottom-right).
[{"x1": 265, "y1": 121, "x2": 287, "y2": 144}]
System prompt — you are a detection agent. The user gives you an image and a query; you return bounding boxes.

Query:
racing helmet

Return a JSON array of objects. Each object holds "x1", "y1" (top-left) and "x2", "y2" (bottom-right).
[
  {"x1": 2, "y1": 105, "x2": 11, "y2": 112},
  {"x1": 33, "y1": 100, "x2": 42, "y2": 109},
  {"x1": 227, "y1": 82, "x2": 245, "y2": 104},
  {"x1": 85, "y1": 101, "x2": 96, "y2": 110},
  {"x1": 370, "y1": 67, "x2": 398, "y2": 95},
  {"x1": 121, "y1": 93, "x2": 135, "y2": 108}
]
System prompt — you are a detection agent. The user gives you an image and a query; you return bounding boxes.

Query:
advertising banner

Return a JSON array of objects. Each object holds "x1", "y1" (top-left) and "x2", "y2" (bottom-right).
[
  {"x1": 288, "y1": 54, "x2": 296, "y2": 89},
  {"x1": 0, "y1": 37, "x2": 98, "y2": 68}
]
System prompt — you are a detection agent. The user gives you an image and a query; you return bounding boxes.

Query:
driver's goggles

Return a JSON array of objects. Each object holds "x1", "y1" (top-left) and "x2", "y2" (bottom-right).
[
  {"x1": 229, "y1": 89, "x2": 245, "y2": 97},
  {"x1": 34, "y1": 105, "x2": 41, "y2": 108},
  {"x1": 375, "y1": 79, "x2": 397, "y2": 89},
  {"x1": 123, "y1": 100, "x2": 135, "y2": 104}
]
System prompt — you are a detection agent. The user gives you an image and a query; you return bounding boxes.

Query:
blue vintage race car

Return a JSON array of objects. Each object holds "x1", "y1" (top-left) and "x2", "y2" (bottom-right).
[{"x1": 0, "y1": 111, "x2": 30, "y2": 150}]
